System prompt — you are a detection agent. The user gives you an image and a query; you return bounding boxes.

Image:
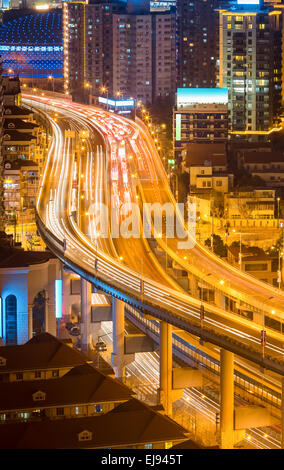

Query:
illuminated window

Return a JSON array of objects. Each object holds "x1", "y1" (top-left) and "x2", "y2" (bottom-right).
[
  {"x1": 78, "y1": 430, "x2": 93, "y2": 442},
  {"x1": 5, "y1": 295, "x2": 17, "y2": 345},
  {"x1": 259, "y1": 24, "x2": 265, "y2": 29},
  {"x1": 227, "y1": 24, "x2": 231, "y2": 29},
  {"x1": 32, "y1": 391, "x2": 46, "y2": 401}
]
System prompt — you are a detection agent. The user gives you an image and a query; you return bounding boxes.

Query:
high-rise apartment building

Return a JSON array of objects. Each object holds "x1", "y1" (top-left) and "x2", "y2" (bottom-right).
[
  {"x1": 63, "y1": 0, "x2": 176, "y2": 104},
  {"x1": 176, "y1": 0, "x2": 219, "y2": 89},
  {"x1": 219, "y1": 0, "x2": 283, "y2": 132}
]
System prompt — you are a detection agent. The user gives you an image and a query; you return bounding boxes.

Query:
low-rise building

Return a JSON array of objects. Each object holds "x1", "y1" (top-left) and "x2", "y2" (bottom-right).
[
  {"x1": 2, "y1": 129, "x2": 37, "y2": 162},
  {"x1": 227, "y1": 245, "x2": 279, "y2": 287},
  {"x1": 237, "y1": 150, "x2": 284, "y2": 188},
  {"x1": 0, "y1": 362, "x2": 133, "y2": 420},
  {"x1": 3, "y1": 159, "x2": 39, "y2": 214},
  {"x1": 185, "y1": 143, "x2": 233, "y2": 195},
  {"x1": 0, "y1": 333, "x2": 89, "y2": 382},
  {"x1": 224, "y1": 190, "x2": 276, "y2": 220},
  {"x1": 0, "y1": 398, "x2": 188, "y2": 449}
]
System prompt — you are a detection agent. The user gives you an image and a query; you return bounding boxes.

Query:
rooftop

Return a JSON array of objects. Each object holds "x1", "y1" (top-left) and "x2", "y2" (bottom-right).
[
  {"x1": 4, "y1": 159, "x2": 38, "y2": 171},
  {"x1": 4, "y1": 106, "x2": 33, "y2": 117},
  {"x1": 0, "y1": 398, "x2": 188, "y2": 449},
  {"x1": 4, "y1": 119, "x2": 39, "y2": 130},
  {"x1": 242, "y1": 151, "x2": 284, "y2": 164},
  {"x1": 186, "y1": 143, "x2": 227, "y2": 167},
  {"x1": 0, "y1": 333, "x2": 88, "y2": 372},
  {"x1": 3, "y1": 130, "x2": 36, "y2": 142},
  {"x1": 228, "y1": 245, "x2": 276, "y2": 263},
  {"x1": 0, "y1": 363, "x2": 133, "y2": 411},
  {"x1": 0, "y1": 249, "x2": 55, "y2": 269}
]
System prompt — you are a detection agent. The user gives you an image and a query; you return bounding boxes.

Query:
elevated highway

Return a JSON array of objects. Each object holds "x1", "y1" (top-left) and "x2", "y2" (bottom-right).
[{"x1": 25, "y1": 93, "x2": 284, "y2": 376}]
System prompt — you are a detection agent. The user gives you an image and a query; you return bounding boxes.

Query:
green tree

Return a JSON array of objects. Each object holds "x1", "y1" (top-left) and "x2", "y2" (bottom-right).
[{"x1": 205, "y1": 234, "x2": 227, "y2": 258}]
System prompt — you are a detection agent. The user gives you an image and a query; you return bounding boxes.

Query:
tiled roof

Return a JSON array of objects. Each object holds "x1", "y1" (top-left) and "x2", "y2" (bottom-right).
[
  {"x1": 243, "y1": 151, "x2": 284, "y2": 164},
  {"x1": 0, "y1": 398, "x2": 188, "y2": 449},
  {"x1": 0, "y1": 250, "x2": 56, "y2": 268},
  {"x1": 186, "y1": 143, "x2": 227, "y2": 167},
  {"x1": 3, "y1": 130, "x2": 36, "y2": 142},
  {"x1": 0, "y1": 363, "x2": 133, "y2": 411},
  {"x1": 4, "y1": 106, "x2": 33, "y2": 116},
  {"x1": 0, "y1": 333, "x2": 87, "y2": 372},
  {"x1": 4, "y1": 119, "x2": 39, "y2": 130}
]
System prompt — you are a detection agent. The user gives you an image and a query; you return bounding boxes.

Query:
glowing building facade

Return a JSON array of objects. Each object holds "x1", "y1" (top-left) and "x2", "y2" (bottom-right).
[
  {"x1": 219, "y1": 0, "x2": 283, "y2": 132},
  {"x1": 173, "y1": 88, "x2": 229, "y2": 160},
  {"x1": 0, "y1": 9, "x2": 63, "y2": 79},
  {"x1": 63, "y1": 0, "x2": 176, "y2": 104}
]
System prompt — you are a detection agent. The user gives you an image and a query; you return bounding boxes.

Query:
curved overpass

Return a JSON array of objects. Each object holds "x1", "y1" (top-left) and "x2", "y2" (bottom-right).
[{"x1": 25, "y1": 93, "x2": 284, "y2": 376}]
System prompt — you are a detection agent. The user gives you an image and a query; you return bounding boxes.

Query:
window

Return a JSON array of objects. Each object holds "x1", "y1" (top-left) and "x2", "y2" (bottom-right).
[
  {"x1": 145, "y1": 444, "x2": 153, "y2": 449},
  {"x1": 52, "y1": 370, "x2": 59, "y2": 378},
  {"x1": 32, "y1": 391, "x2": 46, "y2": 401},
  {"x1": 16, "y1": 373, "x2": 23, "y2": 380},
  {"x1": 94, "y1": 404, "x2": 102, "y2": 413},
  {"x1": 5, "y1": 295, "x2": 17, "y2": 345},
  {"x1": 56, "y1": 407, "x2": 64, "y2": 416},
  {"x1": 78, "y1": 430, "x2": 93, "y2": 442},
  {"x1": 34, "y1": 371, "x2": 41, "y2": 379}
]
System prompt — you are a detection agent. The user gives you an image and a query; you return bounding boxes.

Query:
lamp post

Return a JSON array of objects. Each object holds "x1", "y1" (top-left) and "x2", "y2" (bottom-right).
[
  {"x1": 200, "y1": 273, "x2": 212, "y2": 327},
  {"x1": 100, "y1": 86, "x2": 109, "y2": 110},
  {"x1": 48, "y1": 75, "x2": 54, "y2": 92},
  {"x1": 261, "y1": 296, "x2": 274, "y2": 360}
]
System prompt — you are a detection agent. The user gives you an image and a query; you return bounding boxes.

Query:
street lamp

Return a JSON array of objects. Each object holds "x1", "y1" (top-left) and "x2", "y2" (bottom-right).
[
  {"x1": 48, "y1": 75, "x2": 54, "y2": 92},
  {"x1": 261, "y1": 296, "x2": 274, "y2": 360}
]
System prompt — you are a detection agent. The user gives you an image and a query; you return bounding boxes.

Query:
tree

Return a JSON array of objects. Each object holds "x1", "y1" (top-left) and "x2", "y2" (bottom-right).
[
  {"x1": 233, "y1": 168, "x2": 266, "y2": 189},
  {"x1": 205, "y1": 234, "x2": 227, "y2": 258}
]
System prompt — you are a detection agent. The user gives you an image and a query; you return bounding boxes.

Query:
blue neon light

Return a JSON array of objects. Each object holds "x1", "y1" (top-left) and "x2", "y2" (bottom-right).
[
  {"x1": 0, "y1": 10, "x2": 63, "y2": 79},
  {"x1": 98, "y1": 97, "x2": 135, "y2": 107},
  {"x1": 237, "y1": 0, "x2": 259, "y2": 4},
  {"x1": 55, "y1": 280, "x2": 62, "y2": 319},
  {"x1": 177, "y1": 88, "x2": 228, "y2": 108},
  {"x1": 0, "y1": 297, "x2": 2, "y2": 338}
]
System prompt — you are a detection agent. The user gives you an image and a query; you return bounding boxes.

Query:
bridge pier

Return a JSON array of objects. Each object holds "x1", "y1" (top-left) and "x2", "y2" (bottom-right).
[
  {"x1": 111, "y1": 298, "x2": 126, "y2": 380},
  {"x1": 80, "y1": 278, "x2": 92, "y2": 351},
  {"x1": 220, "y1": 348, "x2": 234, "y2": 449},
  {"x1": 159, "y1": 321, "x2": 173, "y2": 417},
  {"x1": 281, "y1": 377, "x2": 284, "y2": 449},
  {"x1": 215, "y1": 291, "x2": 226, "y2": 310}
]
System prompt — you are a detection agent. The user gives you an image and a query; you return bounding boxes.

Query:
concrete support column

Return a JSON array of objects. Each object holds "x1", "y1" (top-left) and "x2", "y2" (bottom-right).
[
  {"x1": 159, "y1": 321, "x2": 173, "y2": 417},
  {"x1": 80, "y1": 278, "x2": 92, "y2": 351},
  {"x1": 111, "y1": 297, "x2": 125, "y2": 380},
  {"x1": 220, "y1": 349, "x2": 234, "y2": 449},
  {"x1": 28, "y1": 305, "x2": 33, "y2": 340},
  {"x1": 252, "y1": 310, "x2": 262, "y2": 325},
  {"x1": 281, "y1": 377, "x2": 284, "y2": 449},
  {"x1": 215, "y1": 290, "x2": 226, "y2": 310},
  {"x1": 62, "y1": 271, "x2": 70, "y2": 319}
]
